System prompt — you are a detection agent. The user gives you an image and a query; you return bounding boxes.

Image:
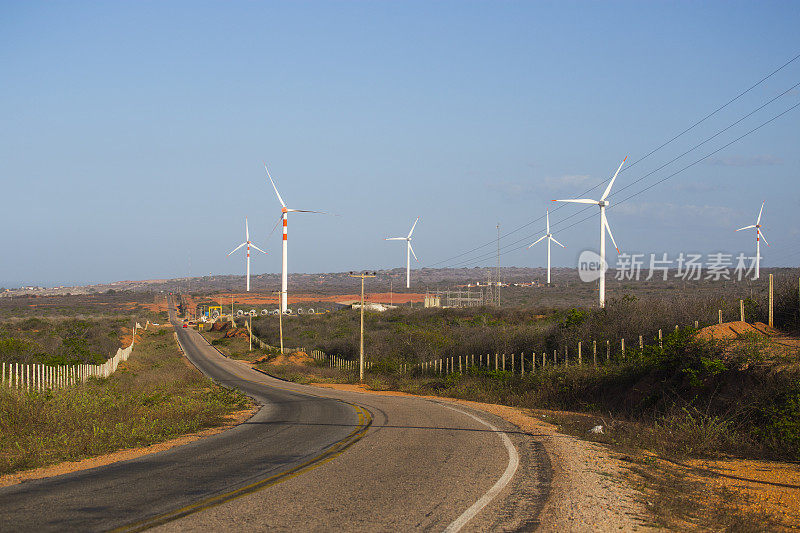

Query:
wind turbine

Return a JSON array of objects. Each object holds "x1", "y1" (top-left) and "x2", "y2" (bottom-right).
[
  {"x1": 264, "y1": 163, "x2": 327, "y2": 313},
  {"x1": 227, "y1": 217, "x2": 267, "y2": 292},
  {"x1": 385, "y1": 217, "x2": 419, "y2": 289},
  {"x1": 554, "y1": 156, "x2": 626, "y2": 308},
  {"x1": 527, "y1": 209, "x2": 565, "y2": 285},
  {"x1": 736, "y1": 201, "x2": 768, "y2": 280}
]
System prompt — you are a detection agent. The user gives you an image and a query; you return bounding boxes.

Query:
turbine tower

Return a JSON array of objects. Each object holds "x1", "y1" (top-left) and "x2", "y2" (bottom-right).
[
  {"x1": 264, "y1": 163, "x2": 327, "y2": 313},
  {"x1": 385, "y1": 217, "x2": 419, "y2": 289},
  {"x1": 736, "y1": 201, "x2": 769, "y2": 280},
  {"x1": 554, "y1": 156, "x2": 626, "y2": 308},
  {"x1": 227, "y1": 217, "x2": 267, "y2": 292},
  {"x1": 527, "y1": 209, "x2": 565, "y2": 285}
]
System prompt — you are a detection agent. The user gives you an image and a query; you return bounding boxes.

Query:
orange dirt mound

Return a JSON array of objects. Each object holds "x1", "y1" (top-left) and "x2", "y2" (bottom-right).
[
  {"x1": 211, "y1": 321, "x2": 231, "y2": 332},
  {"x1": 261, "y1": 351, "x2": 314, "y2": 366},
  {"x1": 695, "y1": 321, "x2": 784, "y2": 341},
  {"x1": 223, "y1": 327, "x2": 249, "y2": 339}
]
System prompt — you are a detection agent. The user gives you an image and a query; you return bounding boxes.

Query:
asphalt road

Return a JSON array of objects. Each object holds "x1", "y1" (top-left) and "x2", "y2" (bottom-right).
[{"x1": 0, "y1": 310, "x2": 551, "y2": 532}]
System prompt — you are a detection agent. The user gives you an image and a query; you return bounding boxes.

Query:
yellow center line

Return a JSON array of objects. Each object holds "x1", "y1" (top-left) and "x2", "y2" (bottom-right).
[{"x1": 112, "y1": 399, "x2": 372, "y2": 532}]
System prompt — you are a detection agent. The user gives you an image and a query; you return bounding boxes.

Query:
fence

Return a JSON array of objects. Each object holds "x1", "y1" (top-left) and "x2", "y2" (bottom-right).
[
  {"x1": 316, "y1": 314, "x2": 738, "y2": 378},
  {"x1": 252, "y1": 289, "x2": 795, "y2": 376},
  {"x1": 1, "y1": 320, "x2": 149, "y2": 392}
]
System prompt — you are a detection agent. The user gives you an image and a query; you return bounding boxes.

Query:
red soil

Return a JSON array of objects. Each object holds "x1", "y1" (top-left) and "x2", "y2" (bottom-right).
[{"x1": 209, "y1": 292, "x2": 425, "y2": 306}]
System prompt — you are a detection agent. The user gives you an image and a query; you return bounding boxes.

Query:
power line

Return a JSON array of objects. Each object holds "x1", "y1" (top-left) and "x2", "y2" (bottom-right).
[
  {"x1": 423, "y1": 52, "x2": 800, "y2": 269},
  {"x1": 444, "y1": 99, "x2": 800, "y2": 269}
]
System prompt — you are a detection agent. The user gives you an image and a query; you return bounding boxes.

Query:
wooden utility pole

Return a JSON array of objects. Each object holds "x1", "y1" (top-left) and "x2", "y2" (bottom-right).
[{"x1": 349, "y1": 272, "x2": 376, "y2": 382}]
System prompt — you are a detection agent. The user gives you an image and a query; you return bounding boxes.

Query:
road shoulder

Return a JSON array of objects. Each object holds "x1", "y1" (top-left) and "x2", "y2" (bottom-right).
[
  {"x1": 308, "y1": 382, "x2": 656, "y2": 532},
  {"x1": 0, "y1": 405, "x2": 258, "y2": 488}
]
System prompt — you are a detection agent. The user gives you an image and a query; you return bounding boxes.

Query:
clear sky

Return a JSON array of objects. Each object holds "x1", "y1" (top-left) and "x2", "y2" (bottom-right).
[{"x1": 1, "y1": 1, "x2": 798, "y2": 287}]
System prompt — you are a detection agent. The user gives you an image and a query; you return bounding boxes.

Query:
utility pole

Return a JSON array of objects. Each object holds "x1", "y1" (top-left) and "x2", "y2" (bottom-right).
[
  {"x1": 349, "y1": 271, "x2": 376, "y2": 383},
  {"x1": 496, "y1": 223, "x2": 501, "y2": 307},
  {"x1": 273, "y1": 291, "x2": 284, "y2": 354}
]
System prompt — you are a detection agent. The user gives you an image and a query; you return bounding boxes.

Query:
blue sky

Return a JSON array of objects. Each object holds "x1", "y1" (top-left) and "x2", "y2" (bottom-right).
[{"x1": 1, "y1": 1, "x2": 798, "y2": 287}]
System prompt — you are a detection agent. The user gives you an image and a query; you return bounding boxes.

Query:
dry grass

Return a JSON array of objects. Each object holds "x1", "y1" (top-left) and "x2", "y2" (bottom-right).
[{"x1": 0, "y1": 328, "x2": 250, "y2": 475}]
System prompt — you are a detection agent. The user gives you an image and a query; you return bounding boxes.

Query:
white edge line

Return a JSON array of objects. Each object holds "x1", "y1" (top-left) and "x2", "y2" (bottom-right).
[{"x1": 440, "y1": 403, "x2": 520, "y2": 533}]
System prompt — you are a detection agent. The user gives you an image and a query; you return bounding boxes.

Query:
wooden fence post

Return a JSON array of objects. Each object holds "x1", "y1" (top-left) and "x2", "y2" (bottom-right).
[
  {"x1": 639, "y1": 335, "x2": 643, "y2": 354},
  {"x1": 769, "y1": 273, "x2": 774, "y2": 328},
  {"x1": 621, "y1": 338, "x2": 625, "y2": 359},
  {"x1": 740, "y1": 299, "x2": 745, "y2": 322},
  {"x1": 659, "y1": 329, "x2": 663, "y2": 350},
  {"x1": 593, "y1": 340, "x2": 597, "y2": 367},
  {"x1": 521, "y1": 352, "x2": 524, "y2": 375},
  {"x1": 495, "y1": 353, "x2": 498, "y2": 372},
  {"x1": 578, "y1": 342, "x2": 582, "y2": 365},
  {"x1": 511, "y1": 353, "x2": 515, "y2": 372},
  {"x1": 606, "y1": 340, "x2": 610, "y2": 362},
  {"x1": 502, "y1": 353, "x2": 506, "y2": 372},
  {"x1": 718, "y1": 309, "x2": 723, "y2": 325}
]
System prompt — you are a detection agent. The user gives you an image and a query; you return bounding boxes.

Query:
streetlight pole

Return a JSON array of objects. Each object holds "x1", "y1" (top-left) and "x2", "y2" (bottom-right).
[
  {"x1": 349, "y1": 272, "x2": 376, "y2": 383},
  {"x1": 272, "y1": 290, "x2": 284, "y2": 354}
]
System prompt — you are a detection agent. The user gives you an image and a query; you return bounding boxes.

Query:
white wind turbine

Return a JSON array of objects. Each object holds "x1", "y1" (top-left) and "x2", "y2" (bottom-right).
[
  {"x1": 527, "y1": 209, "x2": 565, "y2": 285},
  {"x1": 554, "y1": 156, "x2": 627, "y2": 308},
  {"x1": 385, "y1": 217, "x2": 419, "y2": 289},
  {"x1": 264, "y1": 163, "x2": 327, "y2": 313},
  {"x1": 735, "y1": 201, "x2": 768, "y2": 280},
  {"x1": 227, "y1": 217, "x2": 267, "y2": 292}
]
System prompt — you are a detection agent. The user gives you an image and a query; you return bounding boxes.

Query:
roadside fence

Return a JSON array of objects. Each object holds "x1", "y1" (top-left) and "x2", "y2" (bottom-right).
[{"x1": 1, "y1": 321, "x2": 150, "y2": 392}]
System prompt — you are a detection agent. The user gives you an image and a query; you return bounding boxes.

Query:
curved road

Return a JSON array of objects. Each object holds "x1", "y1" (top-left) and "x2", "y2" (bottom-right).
[{"x1": 0, "y1": 309, "x2": 551, "y2": 532}]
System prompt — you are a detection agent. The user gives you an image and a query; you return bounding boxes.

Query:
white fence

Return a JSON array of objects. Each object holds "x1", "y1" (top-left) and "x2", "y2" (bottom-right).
[{"x1": 1, "y1": 321, "x2": 149, "y2": 392}]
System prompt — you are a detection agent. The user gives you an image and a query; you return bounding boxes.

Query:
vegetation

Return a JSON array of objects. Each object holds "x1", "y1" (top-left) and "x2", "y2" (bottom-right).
[
  {"x1": 252, "y1": 270, "x2": 799, "y2": 364},
  {"x1": 0, "y1": 291, "x2": 163, "y2": 321},
  {"x1": 258, "y1": 276, "x2": 800, "y2": 462},
  {"x1": 0, "y1": 328, "x2": 250, "y2": 475},
  {"x1": 0, "y1": 317, "x2": 135, "y2": 365}
]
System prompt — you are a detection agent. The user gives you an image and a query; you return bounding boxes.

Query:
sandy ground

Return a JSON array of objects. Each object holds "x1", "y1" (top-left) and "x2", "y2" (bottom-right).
[
  {"x1": 675, "y1": 457, "x2": 800, "y2": 529},
  {"x1": 0, "y1": 406, "x2": 258, "y2": 488},
  {"x1": 310, "y1": 383, "x2": 655, "y2": 531}
]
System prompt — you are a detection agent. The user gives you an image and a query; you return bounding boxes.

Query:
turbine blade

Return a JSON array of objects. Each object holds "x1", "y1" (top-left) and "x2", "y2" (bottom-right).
[
  {"x1": 250, "y1": 243, "x2": 268, "y2": 254},
  {"x1": 736, "y1": 225, "x2": 756, "y2": 232},
  {"x1": 527, "y1": 235, "x2": 547, "y2": 248},
  {"x1": 601, "y1": 156, "x2": 627, "y2": 201},
  {"x1": 245, "y1": 217, "x2": 249, "y2": 241},
  {"x1": 551, "y1": 236, "x2": 566, "y2": 248},
  {"x1": 604, "y1": 216, "x2": 620, "y2": 253},
  {"x1": 553, "y1": 199, "x2": 599, "y2": 204},
  {"x1": 385, "y1": 237, "x2": 406, "y2": 241},
  {"x1": 759, "y1": 229, "x2": 769, "y2": 246},
  {"x1": 546, "y1": 209, "x2": 550, "y2": 233},
  {"x1": 757, "y1": 201, "x2": 765, "y2": 224},
  {"x1": 408, "y1": 242, "x2": 418, "y2": 261},
  {"x1": 263, "y1": 162, "x2": 287, "y2": 208},
  {"x1": 227, "y1": 242, "x2": 246, "y2": 256},
  {"x1": 287, "y1": 209, "x2": 330, "y2": 215},
  {"x1": 408, "y1": 217, "x2": 420, "y2": 238},
  {"x1": 265, "y1": 213, "x2": 283, "y2": 240}
]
